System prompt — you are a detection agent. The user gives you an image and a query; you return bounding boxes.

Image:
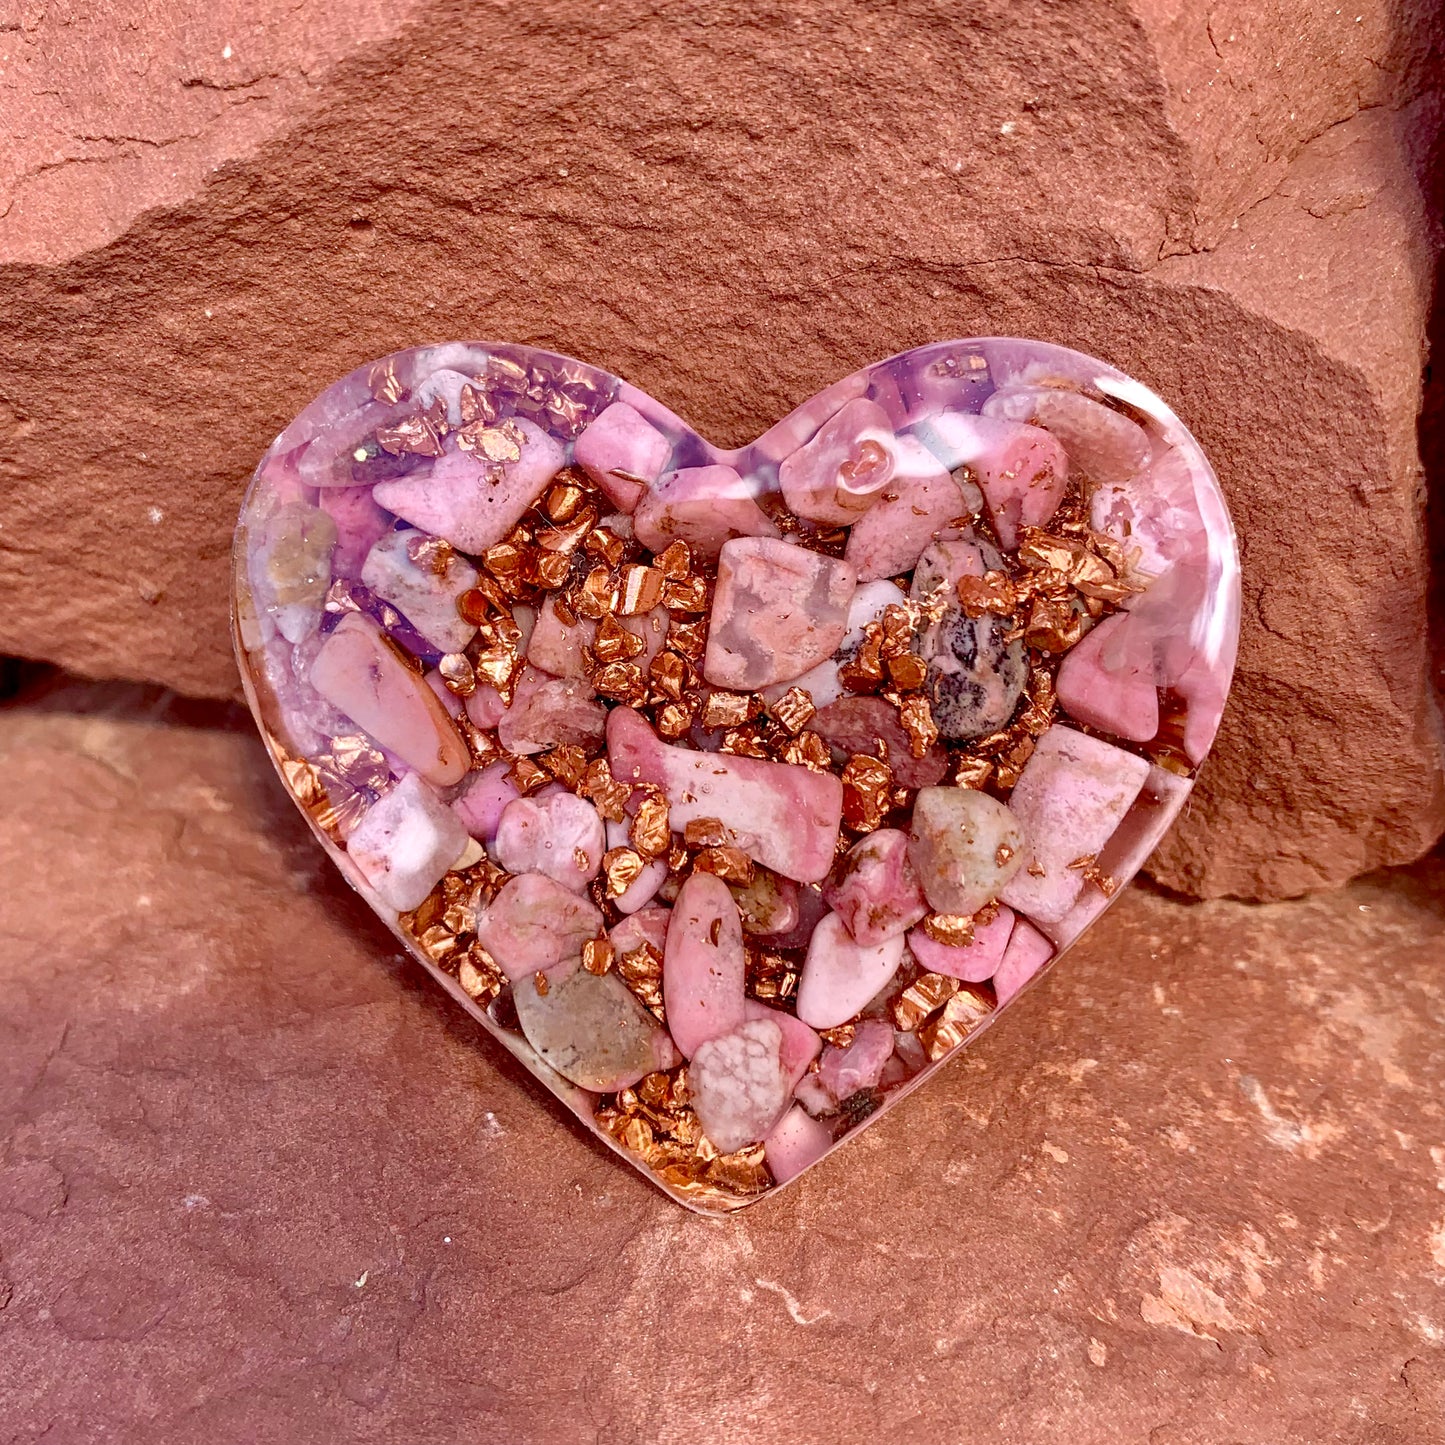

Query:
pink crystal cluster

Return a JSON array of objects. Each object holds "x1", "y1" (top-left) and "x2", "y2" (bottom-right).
[{"x1": 234, "y1": 339, "x2": 1239, "y2": 1209}]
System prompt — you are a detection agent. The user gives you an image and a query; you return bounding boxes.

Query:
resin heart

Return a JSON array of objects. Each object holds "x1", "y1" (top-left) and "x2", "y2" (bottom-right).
[{"x1": 233, "y1": 339, "x2": 1239, "y2": 1211}]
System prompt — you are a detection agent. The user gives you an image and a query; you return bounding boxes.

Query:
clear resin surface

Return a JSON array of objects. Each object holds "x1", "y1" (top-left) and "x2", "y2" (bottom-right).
[{"x1": 233, "y1": 339, "x2": 1240, "y2": 1211}]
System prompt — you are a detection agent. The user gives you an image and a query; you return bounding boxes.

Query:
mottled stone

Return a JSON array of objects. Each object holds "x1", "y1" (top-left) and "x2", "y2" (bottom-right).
[
  {"x1": 729, "y1": 867, "x2": 800, "y2": 937},
  {"x1": 450, "y1": 761, "x2": 521, "y2": 843},
  {"x1": 688, "y1": 1017, "x2": 791, "y2": 1153},
  {"x1": 1056, "y1": 612, "x2": 1160, "y2": 743},
  {"x1": 493, "y1": 793, "x2": 605, "y2": 892},
  {"x1": 496, "y1": 668, "x2": 607, "y2": 756},
  {"x1": 778, "y1": 397, "x2": 901, "y2": 524},
  {"x1": 662, "y1": 872, "x2": 747, "y2": 1058},
  {"x1": 910, "y1": 537, "x2": 1027, "y2": 740},
  {"x1": 907, "y1": 787, "x2": 1026, "y2": 916},
  {"x1": 907, "y1": 905, "x2": 1015, "y2": 983},
  {"x1": 811, "y1": 695, "x2": 949, "y2": 789},
  {"x1": 991, "y1": 919, "x2": 1054, "y2": 1005},
  {"x1": 608, "y1": 708, "x2": 842, "y2": 883},
  {"x1": 359, "y1": 527, "x2": 479, "y2": 655},
  {"x1": 572, "y1": 401, "x2": 673, "y2": 512},
  {"x1": 842, "y1": 440, "x2": 969, "y2": 581},
  {"x1": 982, "y1": 385, "x2": 1151, "y2": 485},
  {"x1": 796, "y1": 912, "x2": 905, "y2": 1030},
  {"x1": 763, "y1": 1106, "x2": 835, "y2": 1184},
  {"x1": 816, "y1": 1017, "x2": 897, "y2": 1106},
  {"x1": 823, "y1": 829, "x2": 928, "y2": 946},
  {"x1": 372, "y1": 419, "x2": 565, "y2": 553},
  {"x1": 704, "y1": 537, "x2": 857, "y2": 690}
]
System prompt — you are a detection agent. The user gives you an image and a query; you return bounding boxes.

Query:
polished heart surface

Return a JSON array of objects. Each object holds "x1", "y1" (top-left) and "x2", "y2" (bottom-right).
[{"x1": 233, "y1": 339, "x2": 1240, "y2": 1212}]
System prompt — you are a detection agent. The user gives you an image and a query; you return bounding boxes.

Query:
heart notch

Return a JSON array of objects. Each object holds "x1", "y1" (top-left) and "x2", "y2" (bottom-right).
[{"x1": 233, "y1": 339, "x2": 1239, "y2": 1211}]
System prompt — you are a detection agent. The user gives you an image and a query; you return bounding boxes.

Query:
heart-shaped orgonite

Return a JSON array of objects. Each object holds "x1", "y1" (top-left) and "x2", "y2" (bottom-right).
[{"x1": 233, "y1": 338, "x2": 1239, "y2": 1212}]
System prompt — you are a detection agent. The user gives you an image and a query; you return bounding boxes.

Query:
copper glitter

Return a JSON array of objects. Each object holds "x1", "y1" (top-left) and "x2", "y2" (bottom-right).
[
  {"x1": 693, "y1": 846, "x2": 755, "y2": 886},
  {"x1": 617, "y1": 564, "x2": 665, "y2": 616},
  {"x1": 700, "y1": 690, "x2": 755, "y2": 730},
  {"x1": 655, "y1": 541, "x2": 692, "y2": 579},
  {"x1": 768, "y1": 687, "x2": 816, "y2": 735},
  {"x1": 897, "y1": 695, "x2": 939, "y2": 758},
  {"x1": 922, "y1": 913, "x2": 976, "y2": 947},
  {"x1": 891, "y1": 972, "x2": 961, "y2": 1031},
  {"x1": 438, "y1": 652, "x2": 477, "y2": 696},
  {"x1": 593, "y1": 613, "x2": 646, "y2": 664},
  {"x1": 683, "y1": 817, "x2": 729, "y2": 849},
  {"x1": 582, "y1": 759, "x2": 632, "y2": 821},
  {"x1": 582, "y1": 937, "x2": 616, "y2": 976},
  {"x1": 630, "y1": 791, "x2": 671, "y2": 859},
  {"x1": 603, "y1": 847, "x2": 647, "y2": 898},
  {"x1": 918, "y1": 985, "x2": 995, "y2": 1060},
  {"x1": 842, "y1": 754, "x2": 892, "y2": 832}
]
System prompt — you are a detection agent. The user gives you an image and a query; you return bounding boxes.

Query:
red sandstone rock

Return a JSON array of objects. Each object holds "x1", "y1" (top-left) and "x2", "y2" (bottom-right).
[
  {"x1": 0, "y1": 1, "x2": 1440, "y2": 902},
  {"x1": 3, "y1": 685, "x2": 1445, "y2": 1441}
]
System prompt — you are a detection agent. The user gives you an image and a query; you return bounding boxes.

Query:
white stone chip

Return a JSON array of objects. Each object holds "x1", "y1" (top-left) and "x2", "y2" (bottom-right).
[
  {"x1": 360, "y1": 527, "x2": 479, "y2": 654},
  {"x1": 347, "y1": 773, "x2": 470, "y2": 913}
]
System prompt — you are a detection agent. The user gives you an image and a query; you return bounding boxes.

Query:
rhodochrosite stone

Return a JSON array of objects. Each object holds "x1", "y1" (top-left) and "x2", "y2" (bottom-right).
[{"x1": 233, "y1": 338, "x2": 1239, "y2": 1211}]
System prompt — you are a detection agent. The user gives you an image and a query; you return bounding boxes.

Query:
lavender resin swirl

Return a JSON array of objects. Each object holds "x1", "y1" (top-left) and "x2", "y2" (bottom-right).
[{"x1": 233, "y1": 338, "x2": 1240, "y2": 1211}]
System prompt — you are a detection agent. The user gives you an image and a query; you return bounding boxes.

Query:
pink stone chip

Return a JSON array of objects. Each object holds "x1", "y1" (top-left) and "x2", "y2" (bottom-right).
[
  {"x1": 982, "y1": 385, "x2": 1151, "y2": 485},
  {"x1": 319, "y1": 485, "x2": 391, "y2": 577},
  {"x1": 779, "y1": 398, "x2": 901, "y2": 524},
  {"x1": 910, "y1": 412, "x2": 1069, "y2": 549},
  {"x1": 688, "y1": 1017, "x2": 791, "y2": 1153},
  {"x1": 992, "y1": 920, "x2": 1054, "y2": 1005},
  {"x1": 822, "y1": 829, "x2": 928, "y2": 946},
  {"x1": 572, "y1": 401, "x2": 673, "y2": 512},
  {"x1": 372, "y1": 418, "x2": 566, "y2": 554},
  {"x1": 704, "y1": 537, "x2": 857, "y2": 690},
  {"x1": 843, "y1": 441, "x2": 969, "y2": 581},
  {"x1": 474, "y1": 873, "x2": 605, "y2": 981},
  {"x1": 609, "y1": 904, "x2": 670, "y2": 958},
  {"x1": 1056, "y1": 612, "x2": 1160, "y2": 742},
  {"x1": 450, "y1": 761, "x2": 521, "y2": 842},
  {"x1": 811, "y1": 695, "x2": 949, "y2": 789},
  {"x1": 633, "y1": 464, "x2": 780, "y2": 562},
  {"x1": 817, "y1": 1017, "x2": 896, "y2": 1104},
  {"x1": 999, "y1": 726, "x2": 1151, "y2": 925},
  {"x1": 608, "y1": 708, "x2": 843, "y2": 883},
  {"x1": 497, "y1": 668, "x2": 607, "y2": 756},
  {"x1": 346, "y1": 773, "x2": 469, "y2": 913},
  {"x1": 763, "y1": 1106, "x2": 835, "y2": 1184},
  {"x1": 907, "y1": 905, "x2": 1016, "y2": 983},
  {"x1": 662, "y1": 872, "x2": 747, "y2": 1057},
  {"x1": 796, "y1": 911, "x2": 905, "y2": 1030},
  {"x1": 527, "y1": 596, "x2": 594, "y2": 678},
  {"x1": 493, "y1": 793, "x2": 605, "y2": 892},
  {"x1": 309, "y1": 613, "x2": 469, "y2": 787},
  {"x1": 974, "y1": 424, "x2": 1069, "y2": 550}
]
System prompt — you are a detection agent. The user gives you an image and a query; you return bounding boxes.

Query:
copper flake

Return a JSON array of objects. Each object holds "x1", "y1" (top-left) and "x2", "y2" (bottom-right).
[
  {"x1": 582, "y1": 937, "x2": 616, "y2": 976},
  {"x1": 693, "y1": 846, "x2": 755, "y2": 886},
  {"x1": 603, "y1": 847, "x2": 646, "y2": 898},
  {"x1": 617, "y1": 564, "x2": 664, "y2": 616},
  {"x1": 768, "y1": 687, "x2": 816, "y2": 735},
  {"x1": 842, "y1": 754, "x2": 892, "y2": 832},
  {"x1": 891, "y1": 972, "x2": 960, "y2": 1031},
  {"x1": 593, "y1": 613, "x2": 646, "y2": 664},
  {"x1": 630, "y1": 792, "x2": 671, "y2": 859},
  {"x1": 922, "y1": 912, "x2": 975, "y2": 947}
]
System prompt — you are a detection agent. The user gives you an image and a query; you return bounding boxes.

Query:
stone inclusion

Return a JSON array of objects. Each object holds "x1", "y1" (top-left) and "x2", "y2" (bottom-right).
[{"x1": 233, "y1": 339, "x2": 1240, "y2": 1212}]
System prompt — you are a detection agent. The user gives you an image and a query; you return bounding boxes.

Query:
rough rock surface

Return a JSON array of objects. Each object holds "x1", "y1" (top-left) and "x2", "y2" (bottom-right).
[
  {"x1": 0, "y1": 2, "x2": 1442, "y2": 900},
  {"x1": 2, "y1": 680, "x2": 1444, "y2": 1443}
]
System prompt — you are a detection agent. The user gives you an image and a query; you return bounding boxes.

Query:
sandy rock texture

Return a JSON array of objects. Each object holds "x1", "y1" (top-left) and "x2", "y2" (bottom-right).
[
  {"x1": 0, "y1": 0, "x2": 1442, "y2": 899},
  {"x1": 2, "y1": 681, "x2": 1444, "y2": 1444}
]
